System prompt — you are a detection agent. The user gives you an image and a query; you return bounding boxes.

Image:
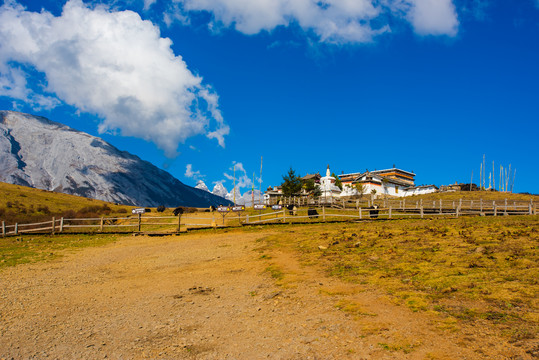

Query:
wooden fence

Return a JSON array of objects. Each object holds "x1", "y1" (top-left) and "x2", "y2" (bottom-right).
[
  {"x1": 1, "y1": 213, "x2": 223, "y2": 237},
  {"x1": 1, "y1": 198, "x2": 536, "y2": 237},
  {"x1": 244, "y1": 203, "x2": 536, "y2": 225},
  {"x1": 270, "y1": 196, "x2": 536, "y2": 214}
]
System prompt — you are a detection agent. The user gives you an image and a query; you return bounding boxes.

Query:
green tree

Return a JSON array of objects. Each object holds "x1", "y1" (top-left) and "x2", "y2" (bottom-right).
[
  {"x1": 281, "y1": 168, "x2": 303, "y2": 196},
  {"x1": 331, "y1": 173, "x2": 343, "y2": 190},
  {"x1": 312, "y1": 186, "x2": 322, "y2": 198},
  {"x1": 304, "y1": 179, "x2": 321, "y2": 198},
  {"x1": 304, "y1": 178, "x2": 316, "y2": 192},
  {"x1": 354, "y1": 183, "x2": 365, "y2": 197}
]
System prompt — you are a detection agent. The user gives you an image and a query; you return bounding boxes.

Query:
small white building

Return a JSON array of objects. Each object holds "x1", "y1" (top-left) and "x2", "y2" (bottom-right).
[
  {"x1": 319, "y1": 165, "x2": 342, "y2": 199},
  {"x1": 402, "y1": 184, "x2": 438, "y2": 197}
]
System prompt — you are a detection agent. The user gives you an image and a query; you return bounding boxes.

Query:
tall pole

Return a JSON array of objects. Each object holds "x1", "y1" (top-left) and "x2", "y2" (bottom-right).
[
  {"x1": 492, "y1": 161, "x2": 495, "y2": 191},
  {"x1": 480, "y1": 162, "x2": 483, "y2": 191},
  {"x1": 511, "y1": 169, "x2": 516, "y2": 193},
  {"x1": 483, "y1": 154, "x2": 487, "y2": 190},
  {"x1": 500, "y1": 165, "x2": 503, "y2": 192},
  {"x1": 233, "y1": 164, "x2": 236, "y2": 205},
  {"x1": 252, "y1": 171, "x2": 255, "y2": 206},
  {"x1": 259, "y1": 156, "x2": 263, "y2": 205},
  {"x1": 507, "y1": 164, "x2": 511, "y2": 193}
]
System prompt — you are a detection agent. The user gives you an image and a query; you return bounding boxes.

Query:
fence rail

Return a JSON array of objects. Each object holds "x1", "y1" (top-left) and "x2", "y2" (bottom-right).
[{"x1": 1, "y1": 197, "x2": 537, "y2": 237}]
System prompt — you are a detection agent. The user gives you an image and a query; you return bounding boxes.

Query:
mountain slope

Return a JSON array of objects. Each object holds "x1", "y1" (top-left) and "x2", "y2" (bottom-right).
[{"x1": 0, "y1": 111, "x2": 231, "y2": 207}]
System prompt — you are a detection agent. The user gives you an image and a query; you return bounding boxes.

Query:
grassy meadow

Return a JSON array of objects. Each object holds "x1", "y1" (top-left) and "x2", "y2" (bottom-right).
[
  {"x1": 0, "y1": 181, "x2": 537, "y2": 349},
  {"x1": 256, "y1": 216, "x2": 539, "y2": 344},
  {"x1": 0, "y1": 182, "x2": 132, "y2": 224}
]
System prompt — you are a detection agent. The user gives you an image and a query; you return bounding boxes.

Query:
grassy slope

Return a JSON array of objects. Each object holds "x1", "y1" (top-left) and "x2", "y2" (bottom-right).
[
  {"x1": 395, "y1": 190, "x2": 538, "y2": 202},
  {"x1": 257, "y1": 216, "x2": 539, "y2": 346},
  {"x1": 0, "y1": 182, "x2": 133, "y2": 224}
]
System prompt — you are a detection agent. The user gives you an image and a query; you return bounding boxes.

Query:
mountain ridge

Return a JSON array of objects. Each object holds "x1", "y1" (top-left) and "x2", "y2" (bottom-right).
[{"x1": 0, "y1": 111, "x2": 231, "y2": 207}]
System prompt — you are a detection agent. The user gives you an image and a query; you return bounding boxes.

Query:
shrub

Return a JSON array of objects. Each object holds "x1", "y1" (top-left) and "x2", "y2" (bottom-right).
[
  {"x1": 157, "y1": 205, "x2": 166, "y2": 213},
  {"x1": 37, "y1": 205, "x2": 50, "y2": 214}
]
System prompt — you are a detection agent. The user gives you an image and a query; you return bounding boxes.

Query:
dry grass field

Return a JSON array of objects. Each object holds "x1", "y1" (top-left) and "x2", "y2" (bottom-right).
[
  {"x1": 1, "y1": 183, "x2": 538, "y2": 358},
  {"x1": 255, "y1": 217, "x2": 538, "y2": 349},
  {"x1": 0, "y1": 182, "x2": 132, "y2": 224}
]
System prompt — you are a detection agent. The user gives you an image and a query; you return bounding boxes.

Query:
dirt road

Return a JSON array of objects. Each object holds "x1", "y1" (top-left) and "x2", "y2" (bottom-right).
[{"x1": 0, "y1": 230, "x2": 532, "y2": 359}]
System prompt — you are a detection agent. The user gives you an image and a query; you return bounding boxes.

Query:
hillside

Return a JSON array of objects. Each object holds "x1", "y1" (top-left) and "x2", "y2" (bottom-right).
[
  {"x1": 0, "y1": 111, "x2": 231, "y2": 208},
  {"x1": 0, "y1": 181, "x2": 132, "y2": 224}
]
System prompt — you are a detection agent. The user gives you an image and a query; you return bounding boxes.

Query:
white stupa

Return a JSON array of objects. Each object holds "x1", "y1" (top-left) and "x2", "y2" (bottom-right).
[{"x1": 319, "y1": 165, "x2": 341, "y2": 199}]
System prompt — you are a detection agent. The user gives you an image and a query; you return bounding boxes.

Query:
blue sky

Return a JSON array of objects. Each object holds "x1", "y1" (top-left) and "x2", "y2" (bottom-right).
[{"x1": 0, "y1": 0, "x2": 538, "y2": 194}]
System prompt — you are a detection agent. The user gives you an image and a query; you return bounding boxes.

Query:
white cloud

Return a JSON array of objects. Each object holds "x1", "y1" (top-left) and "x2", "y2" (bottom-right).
[
  {"x1": 222, "y1": 161, "x2": 254, "y2": 189},
  {"x1": 185, "y1": 163, "x2": 203, "y2": 179},
  {"x1": 172, "y1": 0, "x2": 460, "y2": 43},
  {"x1": 0, "y1": 0, "x2": 229, "y2": 157},
  {"x1": 406, "y1": 0, "x2": 459, "y2": 36}
]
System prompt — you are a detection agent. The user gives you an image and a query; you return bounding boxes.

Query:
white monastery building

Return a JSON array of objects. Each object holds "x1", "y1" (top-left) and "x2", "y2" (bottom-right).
[{"x1": 340, "y1": 166, "x2": 437, "y2": 198}]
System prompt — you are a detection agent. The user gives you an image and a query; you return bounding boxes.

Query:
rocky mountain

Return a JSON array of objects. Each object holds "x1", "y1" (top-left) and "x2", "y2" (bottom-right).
[
  {"x1": 195, "y1": 180, "x2": 210, "y2": 192},
  {"x1": 211, "y1": 182, "x2": 228, "y2": 198},
  {"x1": 0, "y1": 111, "x2": 231, "y2": 207}
]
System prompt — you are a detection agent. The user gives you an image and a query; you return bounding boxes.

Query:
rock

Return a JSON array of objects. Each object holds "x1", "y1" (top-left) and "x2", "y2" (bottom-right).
[{"x1": 474, "y1": 247, "x2": 485, "y2": 254}]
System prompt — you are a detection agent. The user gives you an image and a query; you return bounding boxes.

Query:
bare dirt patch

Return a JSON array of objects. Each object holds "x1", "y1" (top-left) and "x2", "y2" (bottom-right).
[{"x1": 0, "y1": 225, "x2": 536, "y2": 359}]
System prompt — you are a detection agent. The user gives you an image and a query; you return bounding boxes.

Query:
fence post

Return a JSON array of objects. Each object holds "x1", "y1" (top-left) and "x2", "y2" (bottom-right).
[
  {"x1": 246, "y1": 214, "x2": 249, "y2": 224},
  {"x1": 15, "y1": 223, "x2": 18, "y2": 235},
  {"x1": 420, "y1": 206, "x2": 424, "y2": 219},
  {"x1": 439, "y1": 199, "x2": 442, "y2": 214},
  {"x1": 283, "y1": 210, "x2": 286, "y2": 223},
  {"x1": 459, "y1": 198, "x2": 462, "y2": 210},
  {"x1": 100, "y1": 217, "x2": 104, "y2": 232},
  {"x1": 480, "y1": 199, "x2": 483, "y2": 213},
  {"x1": 60, "y1": 217, "x2": 64, "y2": 233},
  {"x1": 323, "y1": 206, "x2": 326, "y2": 222},
  {"x1": 529, "y1": 202, "x2": 532, "y2": 215},
  {"x1": 359, "y1": 208, "x2": 362, "y2": 220},
  {"x1": 2, "y1": 221, "x2": 5, "y2": 237},
  {"x1": 494, "y1": 205, "x2": 497, "y2": 216},
  {"x1": 177, "y1": 214, "x2": 181, "y2": 232},
  {"x1": 389, "y1": 206, "x2": 392, "y2": 219},
  {"x1": 138, "y1": 213, "x2": 142, "y2": 232},
  {"x1": 403, "y1": 199, "x2": 406, "y2": 209},
  {"x1": 456, "y1": 206, "x2": 459, "y2": 218},
  {"x1": 51, "y1": 217, "x2": 55, "y2": 235}
]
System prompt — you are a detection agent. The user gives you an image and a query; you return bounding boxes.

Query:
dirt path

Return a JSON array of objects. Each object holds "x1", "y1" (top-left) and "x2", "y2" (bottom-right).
[{"x1": 0, "y1": 231, "x2": 532, "y2": 359}]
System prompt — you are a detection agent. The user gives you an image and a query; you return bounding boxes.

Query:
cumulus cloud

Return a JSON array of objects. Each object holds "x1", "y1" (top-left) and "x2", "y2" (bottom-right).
[
  {"x1": 406, "y1": 0, "x2": 459, "y2": 36},
  {"x1": 185, "y1": 163, "x2": 203, "y2": 179},
  {"x1": 171, "y1": 0, "x2": 459, "y2": 43},
  {"x1": 0, "y1": 0, "x2": 229, "y2": 157},
  {"x1": 223, "y1": 161, "x2": 254, "y2": 190}
]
